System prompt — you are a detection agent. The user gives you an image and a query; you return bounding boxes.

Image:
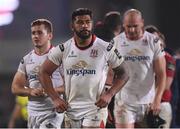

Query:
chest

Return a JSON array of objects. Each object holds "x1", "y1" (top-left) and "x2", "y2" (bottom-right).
[
  {"x1": 116, "y1": 40, "x2": 154, "y2": 62},
  {"x1": 26, "y1": 55, "x2": 47, "y2": 75},
  {"x1": 63, "y1": 46, "x2": 107, "y2": 70}
]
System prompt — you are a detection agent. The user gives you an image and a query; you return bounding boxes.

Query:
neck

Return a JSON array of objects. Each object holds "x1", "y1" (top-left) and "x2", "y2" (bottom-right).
[
  {"x1": 74, "y1": 35, "x2": 92, "y2": 47},
  {"x1": 34, "y1": 42, "x2": 51, "y2": 55}
]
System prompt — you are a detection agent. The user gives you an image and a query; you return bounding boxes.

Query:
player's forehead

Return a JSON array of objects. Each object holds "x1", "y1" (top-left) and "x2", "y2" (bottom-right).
[
  {"x1": 123, "y1": 14, "x2": 142, "y2": 25},
  {"x1": 31, "y1": 24, "x2": 46, "y2": 31},
  {"x1": 74, "y1": 15, "x2": 92, "y2": 21}
]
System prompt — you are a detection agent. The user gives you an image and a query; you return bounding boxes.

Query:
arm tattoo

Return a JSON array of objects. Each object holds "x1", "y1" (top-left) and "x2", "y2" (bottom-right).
[{"x1": 113, "y1": 61, "x2": 129, "y2": 81}]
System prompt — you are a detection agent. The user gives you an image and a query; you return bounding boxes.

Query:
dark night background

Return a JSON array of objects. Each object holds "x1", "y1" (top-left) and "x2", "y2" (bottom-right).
[{"x1": 0, "y1": 0, "x2": 180, "y2": 127}]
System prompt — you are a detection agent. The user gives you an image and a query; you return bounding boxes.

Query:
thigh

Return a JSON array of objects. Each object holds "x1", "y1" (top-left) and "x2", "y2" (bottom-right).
[
  {"x1": 82, "y1": 108, "x2": 108, "y2": 128},
  {"x1": 39, "y1": 112, "x2": 64, "y2": 129},
  {"x1": 114, "y1": 100, "x2": 136, "y2": 125},
  {"x1": 64, "y1": 114, "x2": 82, "y2": 128}
]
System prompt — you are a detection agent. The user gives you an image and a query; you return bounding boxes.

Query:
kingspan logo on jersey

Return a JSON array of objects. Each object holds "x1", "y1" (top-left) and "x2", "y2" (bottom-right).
[
  {"x1": 125, "y1": 49, "x2": 150, "y2": 62},
  {"x1": 27, "y1": 65, "x2": 40, "y2": 80},
  {"x1": 66, "y1": 60, "x2": 96, "y2": 76}
]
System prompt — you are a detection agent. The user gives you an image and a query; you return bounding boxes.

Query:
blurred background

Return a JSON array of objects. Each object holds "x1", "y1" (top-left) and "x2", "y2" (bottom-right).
[{"x1": 0, "y1": 0, "x2": 180, "y2": 127}]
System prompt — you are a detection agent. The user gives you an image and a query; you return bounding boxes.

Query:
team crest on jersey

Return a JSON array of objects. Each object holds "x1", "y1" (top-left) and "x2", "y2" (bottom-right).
[{"x1": 90, "y1": 49, "x2": 98, "y2": 58}]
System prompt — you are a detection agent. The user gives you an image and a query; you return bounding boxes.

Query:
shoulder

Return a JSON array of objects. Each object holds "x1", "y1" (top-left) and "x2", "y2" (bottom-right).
[
  {"x1": 144, "y1": 31, "x2": 160, "y2": 44},
  {"x1": 20, "y1": 50, "x2": 34, "y2": 64},
  {"x1": 113, "y1": 32, "x2": 126, "y2": 46},
  {"x1": 95, "y1": 37, "x2": 115, "y2": 52},
  {"x1": 53, "y1": 38, "x2": 73, "y2": 52}
]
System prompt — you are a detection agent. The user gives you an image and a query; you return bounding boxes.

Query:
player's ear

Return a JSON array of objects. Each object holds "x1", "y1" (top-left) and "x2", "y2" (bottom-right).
[
  {"x1": 141, "y1": 18, "x2": 144, "y2": 26},
  {"x1": 48, "y1": 33, "x2": 53, "y2": 40},
  {"x1": 70, "y1": 22, "x2": 74, "y2": 31},
  {"x1": 122, "y1": 23, "x2": 125, "y2": 29}
]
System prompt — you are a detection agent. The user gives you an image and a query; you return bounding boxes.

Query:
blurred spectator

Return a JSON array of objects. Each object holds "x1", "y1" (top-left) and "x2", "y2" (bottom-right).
[
  {"x1": 145, "y1": 25, "x2": 176, "y2": 128},
  {"x1": 94, "y1": 11, "x2": 122, "y2": 42},
  {"x1": 8, "y1": 96, "x2": 28, "y2": 128}
]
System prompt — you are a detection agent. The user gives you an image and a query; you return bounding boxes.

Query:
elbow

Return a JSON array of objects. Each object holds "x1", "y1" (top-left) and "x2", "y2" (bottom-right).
[{"x1": 11, "y1": 85, "x2": 18, "y2": 95}]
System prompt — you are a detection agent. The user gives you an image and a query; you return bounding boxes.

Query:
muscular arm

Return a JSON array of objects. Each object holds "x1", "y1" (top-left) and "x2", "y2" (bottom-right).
[
  {"x1": 39, "y1": 59, "x2": 60, "y2": 100},
  {"x1": 108, "y1": 61, "x2": 129, "y2": 97},
  {"x1": 95, "y1": 61, "x2": 129, "y2": 108},
  {"x1": 12, "y1": 72, "x2": 45, "y2": 97},
  {"x1": 39, "y1": 59, "x2": 68, "y2": 112},
  {"x1": 54, "y1": 85, "x2": 65, "y2": 94},
  {"x1": 11, "y1": 72, "x2": 30, "y2": 96},
  {"x1": 152, "y1": 56, "x2": 166, "y2": 112}
]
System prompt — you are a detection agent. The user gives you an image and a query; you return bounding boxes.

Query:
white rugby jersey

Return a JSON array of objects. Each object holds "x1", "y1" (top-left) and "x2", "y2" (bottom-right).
[
  {"x1": 48, "y1": 35, "x2": 124, "y2": 119},
  {"x1": 114, "y1": 31, "x2": 164, "y2": 104},
  {"x1": 18, "y1": 48, "x2": 64, "y2": 116}
]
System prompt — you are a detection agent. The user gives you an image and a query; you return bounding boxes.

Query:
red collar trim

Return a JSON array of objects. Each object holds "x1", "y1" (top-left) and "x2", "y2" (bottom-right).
[
  {"x1": 34, "y1": 44, "x2": 53, "y2": 55},
  {"x1": 74, "y1": 35, "x2": 96, "y2": 50}
]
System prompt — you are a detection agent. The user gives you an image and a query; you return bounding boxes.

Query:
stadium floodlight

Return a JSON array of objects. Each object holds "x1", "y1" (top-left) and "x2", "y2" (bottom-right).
[{"x1": 0, "y1": 0, "x2": 19, "y2": 26}]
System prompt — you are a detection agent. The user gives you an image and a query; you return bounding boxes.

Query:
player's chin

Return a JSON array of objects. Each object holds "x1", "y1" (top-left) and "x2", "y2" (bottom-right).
[
  {"x1": 81, "y1": 31, "x2": 90, "y2": 36},
  {"x1": 34, "y1": 44, "x2": 42, "y2": 48}
]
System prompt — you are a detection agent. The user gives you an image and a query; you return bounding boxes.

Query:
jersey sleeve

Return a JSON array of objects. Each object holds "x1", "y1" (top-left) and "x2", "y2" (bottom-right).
[
  {"x1": 48, "y1": 44, "x2": 64, "y2": 66},
  {"x1": 17, "y1": 58, "x2": 26, "y2": 74},
  {"x1": 106, "y1": 41, "x2": 124, "y2": 68}
]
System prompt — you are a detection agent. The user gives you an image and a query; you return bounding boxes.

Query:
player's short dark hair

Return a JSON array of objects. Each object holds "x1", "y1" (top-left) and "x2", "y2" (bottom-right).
[
  {"x1": 72, "y1": 8, "x2": 92, "y2": 22},
  {"x1": 145, "y1": 25, "x2": 159, "y2": 34},
  {"x1": 31, "y1": 19, "x2": 53, "y2": 33},
  {"x1": 145, "y1": 25, "x2": 165, "y2": 42}
]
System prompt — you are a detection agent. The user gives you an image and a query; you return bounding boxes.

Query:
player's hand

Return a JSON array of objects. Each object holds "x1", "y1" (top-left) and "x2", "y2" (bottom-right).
[
  {"x1": 53, "y1": 98, "x2": 68, "y2": 113},
  {"x1": 149, "y1": 98, "x2": 161, "y2": 115},
  {"x1": 29, "y1": 87, "x2": 45, "y2": 97},
  {"x1": 95, "y1": 92, "x2": 112, "y2": 108}
]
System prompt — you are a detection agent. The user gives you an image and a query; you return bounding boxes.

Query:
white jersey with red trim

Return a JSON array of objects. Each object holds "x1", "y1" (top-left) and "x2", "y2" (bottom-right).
[
  {"x1": 48, "y1": 36, "x2": 124, "y2": 119},
  {"x1": 18, "y1": 48, "x2": 64, "y2": 116},
  {"x1": 114, "y1": 31, "x2": 164, "y2": 104}
]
